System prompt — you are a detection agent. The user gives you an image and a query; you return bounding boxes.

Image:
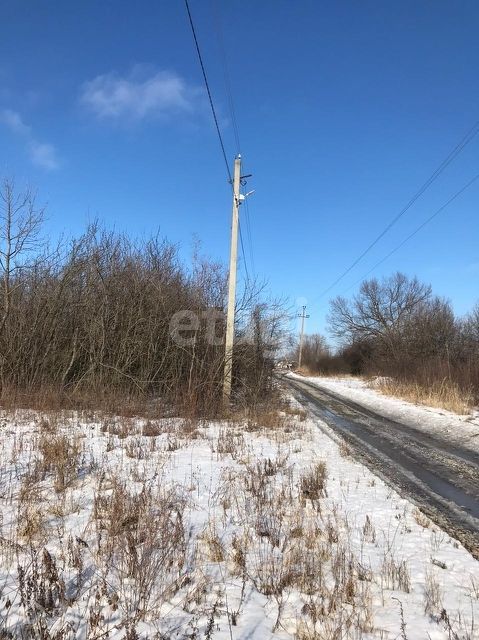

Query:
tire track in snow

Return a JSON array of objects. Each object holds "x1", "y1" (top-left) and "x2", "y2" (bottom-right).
[{"x1": 282, "y1": 375, "x2": 479, "y2": 559}]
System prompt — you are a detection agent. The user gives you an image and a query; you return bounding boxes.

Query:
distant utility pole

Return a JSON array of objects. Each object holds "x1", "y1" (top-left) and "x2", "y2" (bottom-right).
[
  {"x1": 223, "y1": 155, "x2": 242, "y2": 404},
  {"x1": 297, "y1": 305, "x2": 310, "y2": 369}
]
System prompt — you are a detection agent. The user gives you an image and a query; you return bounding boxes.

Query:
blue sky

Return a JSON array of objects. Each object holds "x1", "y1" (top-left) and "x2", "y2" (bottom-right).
[{"x1": 1, "y1": 1, "x2": 478, "y2": 339}]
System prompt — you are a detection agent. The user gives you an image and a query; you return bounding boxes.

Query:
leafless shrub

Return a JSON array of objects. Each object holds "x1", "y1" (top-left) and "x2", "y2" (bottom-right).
[
  {"x1": 287, "y1": 527, "x2": 330, "y2": 595},
  {"x1": 244, "y1": 453, "x2": 289, "y2": 497},
  {"x1": 17, "y1": 547, "x2": 65, "y2": 625},
  {"x1": 93, "y1": 479, "x2": 187, "y2": 619},
  {"x1": 141, "y1": 420, "x2": 164, "y2": 437},
  {"x1": 300, "y1": 462, "x2": 327, "y2": 500},
  {"x1": 17, "y1": 504, "x2": 45, "y2": 544},
  {"x1": 430, "y1": 530, "x2": 447, "y2": 554},
  {"x1": 200, "y1": 526, "x2": 225, "y2": 563},
  {"x1": 424, "y1": 568, "x2": 443, "y2": 616},
  {"x1": 254, "y1": 507, "x2": 285, "y2": 549},
  {"x1": 248, "y1": 539, "x2": 295, "y2": 597},
  {"x1": 392, "y1": 597, "x2": 408, "y2": 640},
  {"x1": 323, "y1": 271, "x2": 479, "y2": 410},
  {"x1": 296, "y1": 561, "x2": 373, "y2": 639},
  {"x1": 326, "y1": 518, "x2": 339, "y2": 545},
  {"x1": 439, "y1": 607, "x2": 477, "y2": 640},
  {"x1": 125, "y1": 437, "x2": 148, "y2": 459},
  {"x1": 165, "y1": 435, "x2": 181, "y2": 451},
  {"x1": 254, "y1": 454, "x2": 288, "y2": 477},
  {"x1": 381, "y1": 556, "x2": 411, "y2": 593},
  {"x1": 470, "y1": 576, "x2": 479, "y2": 600},
  {"x1": 37, "y1": 433, "x2": 81, "y2": 492},
  {"x1": 338, "y1": 440, "x2": 352, "y2": 457},
  {"x1": 0, "y1": 181, "x2": 287, "y2": 417},
  {"x1": 362, "y1": 514, "x2": 376, "y2": 543},
  {"x1": 216, "y1": 428, "x2": 245, "y2": 458}
]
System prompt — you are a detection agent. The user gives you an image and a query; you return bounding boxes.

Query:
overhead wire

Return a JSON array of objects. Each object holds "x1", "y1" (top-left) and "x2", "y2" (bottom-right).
[
  {"x1": 210, "y1": 0, "x2": 256, "y2": 281},
  {"x1": 185, "y1": 0, "x2": 254, "y2": 285},
  {"x1": 314, "y1": 118, "x2": 479, "y2": 301},
  {"x1": 341, "y1": 171, "x2": 479, "y2": 295},
  {"x1": 243, "y1": 196, "x2": 256, "y2": 277},
  {"x1": 211, "y1": 0, "x2": 241, "y2": 155},
  {"x1": 184, "y1": 0, "x2": 232, "y2": 183},
  {"x1": 238, "y1": 222, "x2": 250, "y2": 282}
]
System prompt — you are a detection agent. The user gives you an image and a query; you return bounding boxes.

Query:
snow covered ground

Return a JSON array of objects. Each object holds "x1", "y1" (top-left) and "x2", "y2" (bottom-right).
[
  {"x1": 0, "y1": 401, "x2": 478, "y2": 639},
  {"x1": 289, "y1": 373, "x2": 479, "y2": 454}
]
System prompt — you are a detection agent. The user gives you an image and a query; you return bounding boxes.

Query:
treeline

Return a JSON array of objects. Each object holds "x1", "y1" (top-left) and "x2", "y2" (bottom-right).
[
  {"x1": 0, "y1": 178, "x2": 284, "y2": 413},
  {"x1": 300, "y1": 272, "x2": 479, "y2": 406}
]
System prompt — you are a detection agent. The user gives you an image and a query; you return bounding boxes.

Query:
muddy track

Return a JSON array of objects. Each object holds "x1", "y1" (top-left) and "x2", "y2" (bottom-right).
[{"x1": 282, "y1": 375, "x2": 479, "y2": 559}]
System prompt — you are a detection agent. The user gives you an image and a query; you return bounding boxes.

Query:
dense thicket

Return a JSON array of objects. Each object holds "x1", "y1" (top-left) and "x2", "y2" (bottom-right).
[
  {"x1": 297, "y1": 334, "x2": 336, "y2": 374},
  {"x1": 0, "y1": 179, "x2": 282, "y2": 413},
  {"x1": 321, "y1": 272, "x2": 479, "y2": 403}
]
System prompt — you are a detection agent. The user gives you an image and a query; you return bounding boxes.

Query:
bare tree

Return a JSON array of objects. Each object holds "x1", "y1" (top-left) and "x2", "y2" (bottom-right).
[
  {"x1": 462, "y1": 303, "x2": 479, "y2": 350},
  {"x1": 402, "y1": 296, "x2": 456, "y2": 361},
  {"x1": 233, "y1": 298, "x2": 290, "y2": 404},
  {"x1": 328, "y1": 273, "x2": 431, "y2": 363},
  {"x1": 326, "y1": 273, "x2": 479, "y2": 401},
  {"x1": 298, "y1": 333, "x2": 330, "y2": 371},
  {"x1": 0, "y1": 178, "x2": 44, "y2": 333}
]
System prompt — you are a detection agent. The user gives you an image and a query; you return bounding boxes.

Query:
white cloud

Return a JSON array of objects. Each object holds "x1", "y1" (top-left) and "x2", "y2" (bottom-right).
[
  {"x1": 80, "y1": 68, "x2": 200, "y2": 122},
  {"x1": 0, "y1": 108, "x2": 31, "y2": 135},
  {"x1": 29, "y1": 141, "x2": 60, "y2": 171},
  {"x1": 0, "y1": 108, "x2": 60, "y2": 171}
]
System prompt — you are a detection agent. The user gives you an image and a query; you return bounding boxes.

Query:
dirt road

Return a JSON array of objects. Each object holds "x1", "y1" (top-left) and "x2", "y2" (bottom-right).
[{"x1": 284, "y1": 375, "x2": 479, "y2": 559}]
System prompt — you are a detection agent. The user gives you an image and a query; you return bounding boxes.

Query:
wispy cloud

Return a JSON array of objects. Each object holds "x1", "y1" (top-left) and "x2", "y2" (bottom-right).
[
  {"x1": 28, "y1": 141, "x2": 60, "y2": 171},
  {"x1": 0, "y1": 108, "x2": 31, "y2": 135},
  {"x1": 80, "y1": 67, "x2": 202, "y2": 123},
  {"x1": 0, "y1": 108, "x2": 60, "y2": 170}
]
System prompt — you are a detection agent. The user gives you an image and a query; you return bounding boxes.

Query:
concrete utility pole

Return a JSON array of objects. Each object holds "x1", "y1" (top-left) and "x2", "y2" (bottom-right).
[
  {"x1": 297, "y1": 305, "x2": 310, "y2": 370},
  {"x1": 223, "y1": 155, "x2": 242, "y2": 403}
]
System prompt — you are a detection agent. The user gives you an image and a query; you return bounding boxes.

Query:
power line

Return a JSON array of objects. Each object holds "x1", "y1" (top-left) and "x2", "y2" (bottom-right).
[
  {"x1": 343, "y1": 171, "x2": 479, "y2": 294},
  {"x1": 243, "y1": 195, "x2": 256, "y2": 277},
  {"x1": 210, "y1": 0, "x2": 256, "y2": 279},
  {"x1": 211, "y1": 0, "x2": 241, "y2": 155},
  {"x1": 185, "y1": 0, "x2": 253, "y2": 284},
  {"x1": 315, "y1": 119, "x2": 479, "y2": 301},
  {"x1": 238, "y1": 220, "x2": 250, "y2": 283},
  {"x1": 238, "y1": 191, "x2": 251, "y2": 285},
  {"x1": 184, "y1": 0, "x2": 232, "y2": 183},
  {"x1": 238, "y1": 158, "x2": 256, "y2": 281}
]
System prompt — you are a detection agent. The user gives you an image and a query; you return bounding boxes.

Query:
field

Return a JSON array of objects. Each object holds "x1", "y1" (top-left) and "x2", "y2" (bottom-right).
[{"x1": 0, "y1": 396, "x2": 478, "y2": 639}]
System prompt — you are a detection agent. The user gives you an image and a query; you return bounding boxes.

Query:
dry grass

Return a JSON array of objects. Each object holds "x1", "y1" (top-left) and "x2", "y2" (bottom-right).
[
  {"x1": 293, "y1": 369, "x2": 475, "y2": 414},
  {"x1": 0, "y1": 384, "x2": 175, "y2": 419},
  {"x1": 381, "y1": 556, "x2": 411, "y2": 593},
  {"x1": 413, "y1": 507, "x2": 431, "y2": 529},
  {"x1": 0, "y1": 397, "x2": 476, "y2": 639},
  {"x1": 38, "y1": 432, "x2": 82, "y2": 493},
  {"x1": 299, "y1": 463, "x2": 328, "y2": 501},
  {"x1": 424, "y1": 568, "x2": 443, "y2": 616},
  {"x1": 294, "y1": 367, "x2": 354, "y2": 379},
  {"x1": 376, "y1": 377, "x2": 474, "y2": 415}
]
